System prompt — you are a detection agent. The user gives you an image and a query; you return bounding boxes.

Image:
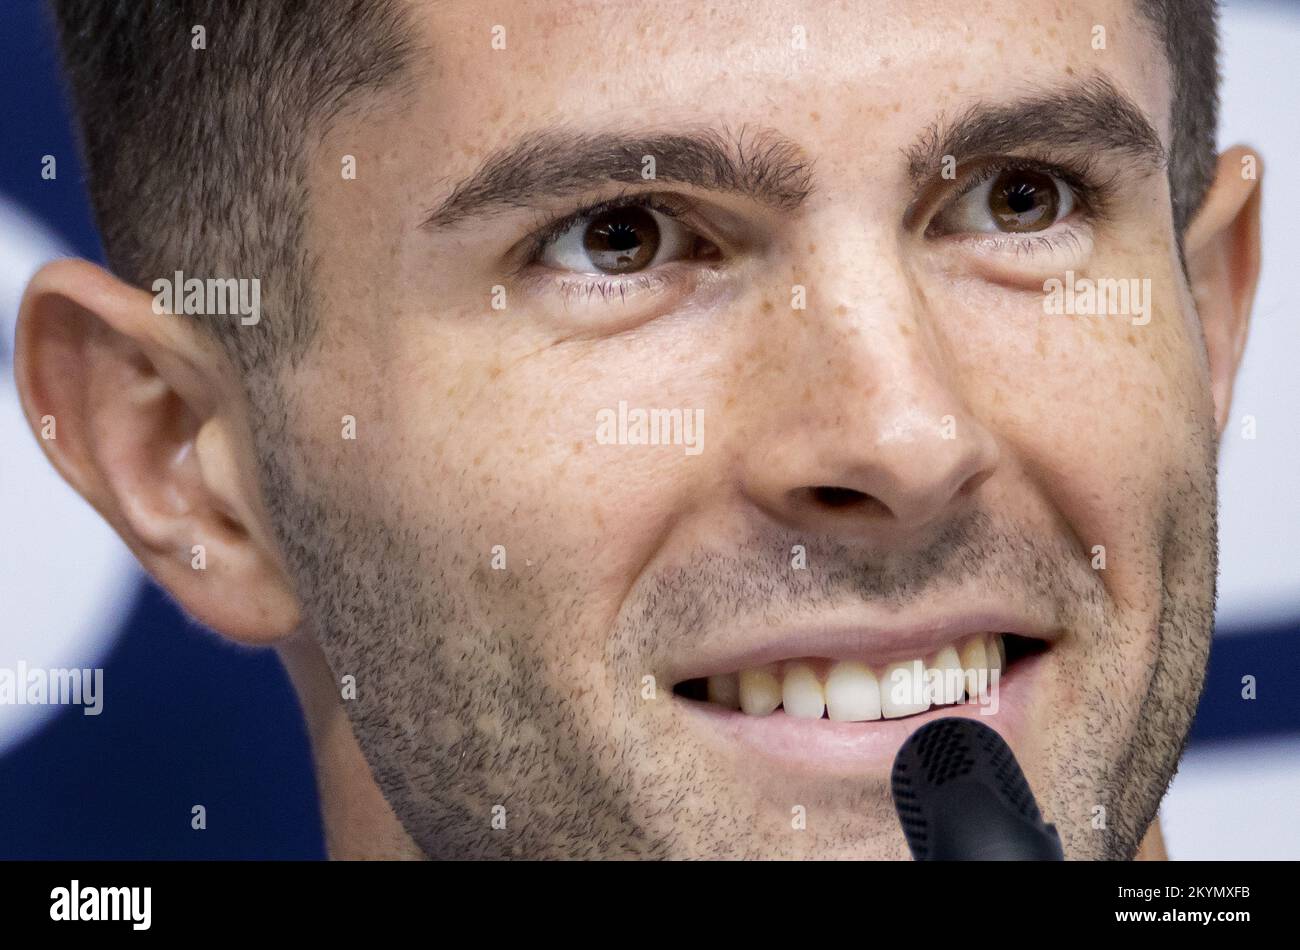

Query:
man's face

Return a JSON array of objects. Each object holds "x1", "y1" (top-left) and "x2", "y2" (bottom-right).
[{"x1": 267, "y1": 0, "x2": 1219, "y2": 857}]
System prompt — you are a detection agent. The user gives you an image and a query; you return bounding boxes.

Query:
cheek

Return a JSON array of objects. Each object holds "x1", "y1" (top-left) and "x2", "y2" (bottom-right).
[
  {"x1": 353, "y1": 318, "x2": 719, "y2": 625},
  {"x1": 938, "y1": 271, "x2": 1206, "y2": 604}
]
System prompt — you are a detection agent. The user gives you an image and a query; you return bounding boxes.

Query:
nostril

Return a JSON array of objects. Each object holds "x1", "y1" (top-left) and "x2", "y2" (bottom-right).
[
  {"x1": 812, "y1": 486, "x2": 869, "y2": 508},
  {"x1": 807, "y1": 486, "x2": 894, "y2": 519}
]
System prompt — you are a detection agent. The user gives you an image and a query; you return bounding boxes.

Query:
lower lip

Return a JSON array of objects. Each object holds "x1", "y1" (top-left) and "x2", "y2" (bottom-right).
[{"x1": 675, "y1": 650, "x2": 1046, "y2": 776}]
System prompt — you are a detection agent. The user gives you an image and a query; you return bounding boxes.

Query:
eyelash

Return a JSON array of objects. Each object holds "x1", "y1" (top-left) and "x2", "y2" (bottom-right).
[
  {"x1": 930, "y1": 155, "x2": 1111, "y2": 256},
  {"x1": 521, "y1": 268, "x2": 677, "y2": 306},
  {"x1": 518, "y1": 156, "x2": 1110, "y2": 296},
  {"x1": 520, "y1": 191, "x2": 699, "y2": 266},
  {"x1": 514, "y1": 191, "x2": 708, "y2": 305},
  {"x1": 949, "y1": 155, "x2": 1105, "y2": 214}
]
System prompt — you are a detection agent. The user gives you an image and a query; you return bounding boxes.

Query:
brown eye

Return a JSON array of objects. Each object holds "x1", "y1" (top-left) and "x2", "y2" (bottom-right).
[
  {"x1": 928, "y1": 165, "x2": 1077, "y2": 239},
  {"x1": 538, "y1": 202, "x2": 709, "y2": 276},
  {"x1": 582, "y1": 206, "x2": 661, "y2": 273},
  {"x1": 987, "y1": 168, "x2": 1059, "y2": 232}
]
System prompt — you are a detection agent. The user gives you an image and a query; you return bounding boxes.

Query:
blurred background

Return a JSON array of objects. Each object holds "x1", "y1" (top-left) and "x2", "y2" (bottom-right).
[{"x1": 1, "y1": 0, "x2": 1297, "y2": 859}]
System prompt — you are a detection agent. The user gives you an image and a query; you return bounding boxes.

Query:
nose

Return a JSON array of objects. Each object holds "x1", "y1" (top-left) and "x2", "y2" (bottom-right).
[
  {"x1": 743, "y1": 385, "x2": 998, "y2": 538},
  {"x1": 738, "y1": 277, "x2": 999, "y2": 544}
]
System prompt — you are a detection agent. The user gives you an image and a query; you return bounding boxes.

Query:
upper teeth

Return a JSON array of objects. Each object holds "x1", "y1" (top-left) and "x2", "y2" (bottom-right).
[{"x1": 708, "y1": 633, "x2": 1006, "y2": 721}]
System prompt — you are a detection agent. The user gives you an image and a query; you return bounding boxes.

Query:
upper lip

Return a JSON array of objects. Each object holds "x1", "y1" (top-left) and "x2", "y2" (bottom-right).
[{"x1": 667, "y1": 608, "x2": 1061, "y2": 684}]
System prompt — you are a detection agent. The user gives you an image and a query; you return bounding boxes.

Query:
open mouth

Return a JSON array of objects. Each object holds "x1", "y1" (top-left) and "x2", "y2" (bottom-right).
[{"x1": 672, "y1": 633, "x2": 1047, "y2": 722}]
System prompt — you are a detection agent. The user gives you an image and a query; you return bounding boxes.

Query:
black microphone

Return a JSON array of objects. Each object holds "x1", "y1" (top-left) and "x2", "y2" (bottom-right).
[{"x1": 890, "y1": 717, "x2": 1064, "y2": 860}]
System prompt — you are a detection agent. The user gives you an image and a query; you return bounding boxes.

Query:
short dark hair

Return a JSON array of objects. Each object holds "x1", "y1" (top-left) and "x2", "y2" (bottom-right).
[
  {"x1": 49, "y1": 1, "x2": 1219, "y2": 375},
  {"x1": 49, "y1": 0, "x2": 416, "y2": 376},
  {"x1": 1137, "y1": 0, "x2": 1221, "y2": 238}
]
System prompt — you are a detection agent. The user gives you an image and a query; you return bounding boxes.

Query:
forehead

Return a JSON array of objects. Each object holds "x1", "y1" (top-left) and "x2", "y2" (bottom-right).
[{"x1": 396, "y1": 0, "x2": 1171, "y2": 159}]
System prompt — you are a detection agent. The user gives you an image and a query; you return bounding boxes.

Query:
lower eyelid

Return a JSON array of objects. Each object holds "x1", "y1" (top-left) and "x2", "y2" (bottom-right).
[
  {"x1": 523, "y1": 212, "x2": 1092, "y2": 306},
  {"x1": 516, "y1": 260, "x2": 734, "y2": 326},
  {"x1": 959, "y1": 228, "x2": 1085, "y2": 254},
  {"x1": 520, "y1": 265, "x2": 680, "y2": 302},
  {"x1": 937, "y1": 225, "x2": 1096, "y2": 285},
  {"x1": 555, "y1": 273, "x2": 667, "y2": 303},
  {"x1": 940, "y1": 204, "x2": 1094, "y2": 249}
]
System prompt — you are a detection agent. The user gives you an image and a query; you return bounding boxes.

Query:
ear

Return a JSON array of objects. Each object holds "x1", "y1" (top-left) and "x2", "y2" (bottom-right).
[
  {"x1": 13, "y1": 258, "x2": 300, "y2": 643},
  {"x1": 1182, "y1": 145, "x2": 1263, "y2": 437}
]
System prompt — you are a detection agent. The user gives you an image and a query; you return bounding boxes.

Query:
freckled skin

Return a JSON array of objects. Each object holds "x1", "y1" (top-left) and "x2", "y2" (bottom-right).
[{"x1": 256, "y1": 0, "x2": 1237, "y2": 858}]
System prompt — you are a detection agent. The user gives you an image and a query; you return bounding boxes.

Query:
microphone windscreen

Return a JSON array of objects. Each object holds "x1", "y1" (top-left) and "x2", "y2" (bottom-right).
[{"x1": 891, "y1": 716, "x2": 1063, "y2": 860}]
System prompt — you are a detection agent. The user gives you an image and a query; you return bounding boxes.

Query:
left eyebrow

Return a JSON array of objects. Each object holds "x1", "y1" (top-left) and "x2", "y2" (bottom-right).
[
  {"x1": 421, "y1": 124, "x2": 815, "y2": 230},
  {"x1": 904, "y1": 74, "x2": 1167, "y2": 185}
]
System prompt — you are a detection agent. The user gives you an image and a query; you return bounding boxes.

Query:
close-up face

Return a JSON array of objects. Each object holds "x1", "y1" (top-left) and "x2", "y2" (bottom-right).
[
  {"x1": 13, "y1": 0, "x2": 1263, "y2": 863},
  {"x1": 258, "y1": 0, "x2": 1224, "y2": 859}
]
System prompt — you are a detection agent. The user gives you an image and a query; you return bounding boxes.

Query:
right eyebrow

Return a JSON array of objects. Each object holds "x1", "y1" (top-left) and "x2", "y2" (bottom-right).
[
  {"x1": 904, "y1": 75, "x2": 1168, "y2": 187},
  {"x1": 421, "y1": 124, "x2": 815, "y2": 230}
]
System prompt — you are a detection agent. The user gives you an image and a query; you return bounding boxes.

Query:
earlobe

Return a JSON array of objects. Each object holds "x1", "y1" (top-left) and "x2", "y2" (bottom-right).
[
  {"x1": 14, "y1": 258, "x2": 301, "y2": 644},
  {"x1": 1182, "y1": 145, "x2": 1263, "y2": 436}
]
